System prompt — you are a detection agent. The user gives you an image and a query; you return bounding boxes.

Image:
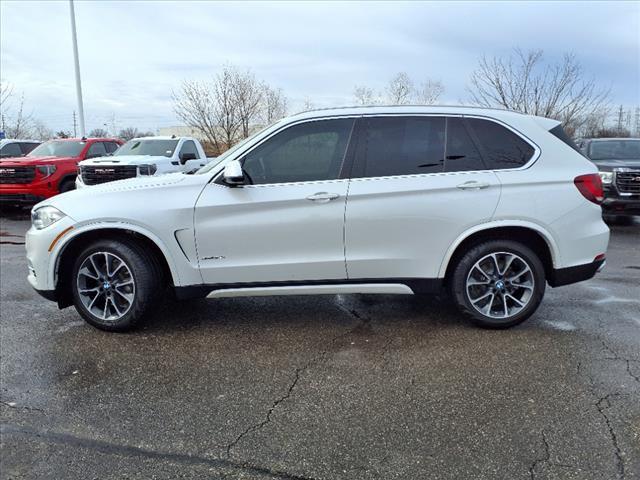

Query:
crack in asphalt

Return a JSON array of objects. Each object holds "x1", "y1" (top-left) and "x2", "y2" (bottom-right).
[
  {"x1": 0, "y1": 423, "x2": 315, "y2": 480},
  {"x1": 528, "y1": 430, "x2": 550, "y2": 480},
  {"x1": 0, "y1": 400, "x2": 46, "y2": 414},
  {"x1": 225, "y1": 300, "x2": 372, "y2": 461},
  {"x1": 596, "y1": 393, "x2": 626, "y2": 479}
]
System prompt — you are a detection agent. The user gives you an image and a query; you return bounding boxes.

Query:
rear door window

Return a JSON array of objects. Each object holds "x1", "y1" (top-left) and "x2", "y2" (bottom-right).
[
  {"x1": 104, "y1": 142, "x2": 119, "y2": 154},
  {"x1": 355, "y1": 116, "x2": 446, "y2": 178},
  {"x1": 86, "y1": 142, "x2": 107, "y2": 159},
  {"x1": 466, "y1": 118, "x2": 535, "y2": 169},
  {"x1": 445, "y1": 118, "x2": 486, "y2": 172},
  {"x1": 20, "y1": 143, "x2": 40, "y2": 155}
]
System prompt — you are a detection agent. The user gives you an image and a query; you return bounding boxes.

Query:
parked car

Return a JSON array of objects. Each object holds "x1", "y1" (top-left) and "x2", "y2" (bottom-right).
[
  {"x1": 26, "y1": 106, "x2": 609, "y2": 332},
  {"x1": 0, "y1": 139, "x2": 41, "y2": 158},
  {"x1": 578, "y1": 138, "x2": 640, "y2": 218},
  {"x1": 76, "y1": 136, "x2": 210, "y2": 188},
  {"x1": 0, "y1": 137, "x2": 122, "y2": 206}
]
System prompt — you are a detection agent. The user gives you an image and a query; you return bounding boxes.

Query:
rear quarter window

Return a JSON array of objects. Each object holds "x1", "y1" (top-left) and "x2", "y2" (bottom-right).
[{"x1": 466, "y1": 118, "x2": 535, "y2": 169}]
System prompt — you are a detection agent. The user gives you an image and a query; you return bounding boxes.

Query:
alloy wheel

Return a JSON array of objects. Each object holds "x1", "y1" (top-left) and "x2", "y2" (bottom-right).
[
  {"x1": 465, "y1": 251, "x2": 535, "y2": 319},
  {"x1": 76, "y1": 252, "x2": 135, "y2": 321}
]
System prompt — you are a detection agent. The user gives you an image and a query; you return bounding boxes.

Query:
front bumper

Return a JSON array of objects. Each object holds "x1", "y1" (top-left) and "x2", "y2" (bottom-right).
[
  {"x1": 0, "y1": 193, "x2": 46, "y2": 205},
  {"x1": 548, "y1": 257, "x2": 606, "y2": 287},
  {"x1": 601, "y1": 194, "x2": 640, "y2": 216},
  {"x1": 25, "y1": 215, "x2": 76, "y2": 295},
  {"x1": 0, "y1": 182, "x2": 57, "y2": 205}
]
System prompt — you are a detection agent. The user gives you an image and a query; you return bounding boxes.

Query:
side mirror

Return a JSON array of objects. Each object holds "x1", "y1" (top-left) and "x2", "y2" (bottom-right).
[
  {"x1": 179, "y1": 152, "x2": 197, "y2": 164},
  {"x1": 223, "y1": 160, "x2": 244, "y2": 186}
]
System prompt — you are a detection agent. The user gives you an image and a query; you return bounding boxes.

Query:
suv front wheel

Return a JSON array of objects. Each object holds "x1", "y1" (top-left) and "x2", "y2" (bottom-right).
[
  {"x1": 71, "y1": 239, "x2": 162, "y2": 332},
  {"x1": 450, "y1": 240, "x2": 546, "y2": 328}
]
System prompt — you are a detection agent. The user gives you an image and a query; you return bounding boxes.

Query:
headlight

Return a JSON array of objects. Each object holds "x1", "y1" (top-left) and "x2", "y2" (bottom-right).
[
  {"x1": 31, "y1": 206, "x2": 66, "y2": 230},
  {"x1": 36, "y1": 165, "x2": 56, "y2": 178},
  {"x1": 598, "y1": 171, "x2": 613, "y2": 185},
  {"x1": 138, "y1": 164, "x2": 157, "y2": 175}
]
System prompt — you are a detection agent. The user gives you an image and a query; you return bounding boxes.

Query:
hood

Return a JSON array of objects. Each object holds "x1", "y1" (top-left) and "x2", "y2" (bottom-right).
[
  {"x1": 35, "y1": 171, "x2": 208, "y2": 222},
  {"x1": 79, "y1": 155, "x2": 170, "y2": 166},
  {"x1": 0, "y1": 155, "x2": 73, "y2": 166},
  {"x1": 591, "y1": 158, "x2": 640, "y2": 171}
]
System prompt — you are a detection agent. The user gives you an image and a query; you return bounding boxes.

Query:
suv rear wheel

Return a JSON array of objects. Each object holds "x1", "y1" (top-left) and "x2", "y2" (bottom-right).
[
  {"x1": 450, "y1": 240, "x2": 546, "y2": 328},
  {"x1": 71, "y1": 239, "x2": 162, "y2": 332}
]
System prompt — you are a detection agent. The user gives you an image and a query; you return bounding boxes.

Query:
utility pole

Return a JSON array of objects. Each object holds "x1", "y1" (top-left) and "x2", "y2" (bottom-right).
[
  {"x1": 72, "y1": 111, "x2": 77, "y2": 137},
  {"x1": 69, "y1": 0, "x2": 86, "y2": 137}
]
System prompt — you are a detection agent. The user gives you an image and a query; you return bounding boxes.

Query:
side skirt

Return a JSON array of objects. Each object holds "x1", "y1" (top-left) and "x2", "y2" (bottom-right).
[{"x1": 174, "y1": 278, "x2": 444, "y2": 300}]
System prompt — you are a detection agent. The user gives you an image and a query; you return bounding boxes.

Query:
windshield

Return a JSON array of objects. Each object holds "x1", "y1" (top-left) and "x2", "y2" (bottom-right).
[
  {"x1": 28, "y1": 140, "x2": 86, "y2": 158},
  {"x1": 589, "y1": 140, "x2": 640, "y2": 160},
  {"x1": 114, "y1": 139, "x2": 179, "y2": 157},
  {"x1": 195, "y1": 125, "x2": 274, "y2": 174}
]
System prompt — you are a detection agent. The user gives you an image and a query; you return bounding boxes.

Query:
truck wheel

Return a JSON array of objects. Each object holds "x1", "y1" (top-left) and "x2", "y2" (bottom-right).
[
  {"x1": 450, "y1": 240, "x2": 546, "y2": 329},
  {"x1": 71, "y1": 239, "x2": 163, "y2": 332},
  {"x1": 59, "y1": 178, "x2": 76, "y2": 193}
]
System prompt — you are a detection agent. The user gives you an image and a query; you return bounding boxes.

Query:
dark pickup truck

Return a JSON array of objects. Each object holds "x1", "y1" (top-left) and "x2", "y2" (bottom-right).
[{"x1": 579, "y1": 138, "x2": 640, "y2": 218}]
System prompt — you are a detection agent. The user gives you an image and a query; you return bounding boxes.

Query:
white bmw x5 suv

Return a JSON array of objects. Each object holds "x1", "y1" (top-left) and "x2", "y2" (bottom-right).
[{"x1": 26, "y1": 106, "x2": 609, "y2": 331}]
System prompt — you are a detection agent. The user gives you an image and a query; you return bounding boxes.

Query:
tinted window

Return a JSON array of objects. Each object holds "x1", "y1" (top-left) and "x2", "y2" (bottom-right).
[
  {"x1": 87, "y1": 142, "x2": 107, "y2": 158},
  {"x1": 445, "y1": 118, "x2": 485, "y2": 172},
  {"x1": 242, "y1": 118, "x2": 354, "y2": 184},
  {"x1": 179, "y1": 140, "x2": 200, "y2": 161},
  {"x1": 20, "y1": 142, "x2": 40, "y2": 155},
  {"x1": 549, "y1": 124, "x2": 581, "y2": 153},
  {"x1": 359, "y1": 116, "x2": 445, "y2": 177},
  {"x1": 104, "y1": 142, "x2": 119, "y2": 154},
  {"x1": 467, "y1": 118, "x2": 534, "y2": 169},
  {"x1": 1, "y1": 143, "x2": 23, "y2": 158}
]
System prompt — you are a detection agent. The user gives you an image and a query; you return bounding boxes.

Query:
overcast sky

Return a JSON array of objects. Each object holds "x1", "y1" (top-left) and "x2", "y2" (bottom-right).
[{"x1": 1, "y1": 0, "x2": 639, "y2": 133}]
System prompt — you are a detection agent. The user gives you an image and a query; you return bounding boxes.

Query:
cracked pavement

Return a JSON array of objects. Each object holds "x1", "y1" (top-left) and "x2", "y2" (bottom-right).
[{"x1": 1, "y1": 213, "x2": 639, "y2": 479}]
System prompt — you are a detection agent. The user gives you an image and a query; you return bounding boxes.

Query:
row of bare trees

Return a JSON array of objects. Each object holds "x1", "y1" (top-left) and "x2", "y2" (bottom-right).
[
  {"x1": 353, "y1": 73, "x2": 445, "y2": 106},
  {"x1": 173, "y1": 64, "x2": 287, "y2": 154},
  {"x1": 1, "y1": 81, "x2": 55, "y2": 140}
]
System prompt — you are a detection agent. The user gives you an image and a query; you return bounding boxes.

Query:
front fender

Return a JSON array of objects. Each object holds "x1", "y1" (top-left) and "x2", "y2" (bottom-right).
[{"x1": 49, "y1": 220, "x2": 188, "y2": 289}]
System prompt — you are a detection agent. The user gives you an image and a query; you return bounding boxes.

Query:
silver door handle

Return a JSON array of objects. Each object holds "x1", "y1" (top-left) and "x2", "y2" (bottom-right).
[
  {"x1": 457, "y1": 181, "x2": 490, "y2": 190},
  {"x1": 306, "y1": 192, "x2": 340, "y2": 202}
]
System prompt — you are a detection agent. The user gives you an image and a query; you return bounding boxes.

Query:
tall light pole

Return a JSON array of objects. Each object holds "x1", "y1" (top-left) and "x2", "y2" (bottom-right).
[{"x1": 69, "y1": 0, "x2": 85, "y2": 137}]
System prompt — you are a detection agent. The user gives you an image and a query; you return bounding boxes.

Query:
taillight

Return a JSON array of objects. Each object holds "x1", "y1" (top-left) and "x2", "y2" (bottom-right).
[{"x1": 574, "y1": 174, "x2": 603, "y2": 204}]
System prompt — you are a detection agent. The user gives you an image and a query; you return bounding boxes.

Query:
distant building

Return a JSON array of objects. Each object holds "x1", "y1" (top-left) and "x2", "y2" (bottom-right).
[{"x1": 158, "y1": 126, "x2": 206, "y2": 140}]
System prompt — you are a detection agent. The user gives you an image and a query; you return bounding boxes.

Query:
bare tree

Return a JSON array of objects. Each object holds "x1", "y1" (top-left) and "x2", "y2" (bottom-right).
[
  {"x1": 89, "y1": 128, "x2": 109, "y2": 138},
  {"x1": 118, "y1": 127, "x2": 141, "y2": 141},
  {"x1": 56, "y1": 131, "x2": 71, "y2": 139},
  {"x1": 4, "y1": 93, "x2": 32, "y2": 138},
  {"x1": 386, "y1": 72, "x2": 414, "y2": 105},
  {"x1": 31, "y1": 121, "x2": 53, "y2": 141},
  {"x1": 353, "y1": 85, "x2": 376, "y2": 106},
  {"x1": 302, "y1": 97, "x2": 315, "y2": 112},
  {"x1": 231, "y1": 67, "x2": 263, "y2": 138},
  {"x1": 0, "y1": 81, "x2": 13, "y2": 118},
  {"x1": 467, "y1": 49, "x2": 609, "y2": 136},
  {"x1": 173, "y1": 79, "x2": 224, "y2": 152},
  {"x1": 262, "y1": 85, "x2": 287, "y2": 123},
  {"x1": 416, "y1": 79, "x2": 444, "y2": 105}
]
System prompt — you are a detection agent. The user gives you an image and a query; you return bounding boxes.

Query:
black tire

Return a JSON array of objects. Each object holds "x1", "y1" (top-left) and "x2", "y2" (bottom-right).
[
  {"x1": 59, "y1": 178, "x2": 76, "y2": 193},
  {"x1": 450, "y1": 240, "x2": 546, "y2": 329},
  {"x1": 71, "y1": 238, "x2": 163, "y2": 332}
]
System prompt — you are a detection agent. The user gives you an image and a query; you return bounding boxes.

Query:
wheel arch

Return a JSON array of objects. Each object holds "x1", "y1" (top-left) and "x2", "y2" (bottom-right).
[
  {"x1": 50, "y1": 223, "x2": 179, "y2": 308},
  {"x1": 439, "y1": 221, "x2": 559, "y2": 283},
  {"x1": 57, "y1": 173, "x2": 77, "y2": 190}
]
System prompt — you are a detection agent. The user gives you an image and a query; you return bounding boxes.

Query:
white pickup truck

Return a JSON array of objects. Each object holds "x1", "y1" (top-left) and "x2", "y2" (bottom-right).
[{"x1": 76, "y1": 136, "x2": 213, "y2": 188}]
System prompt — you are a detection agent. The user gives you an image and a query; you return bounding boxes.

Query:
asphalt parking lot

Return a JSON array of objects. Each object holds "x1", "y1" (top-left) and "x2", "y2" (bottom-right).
[{"x1": 1, "y1": 213, "x2": 638, "y2": 480}]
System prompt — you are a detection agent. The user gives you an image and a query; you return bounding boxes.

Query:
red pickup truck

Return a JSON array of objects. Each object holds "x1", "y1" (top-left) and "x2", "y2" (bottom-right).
[{"x1": 0, "y1": 137, "x2": 122, "y2": 206}]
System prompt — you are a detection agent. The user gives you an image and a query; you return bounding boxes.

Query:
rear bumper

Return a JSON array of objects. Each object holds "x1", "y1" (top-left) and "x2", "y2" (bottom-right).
[{"x1": 548, "y1": 258, "x2": 606, "y2": 287}]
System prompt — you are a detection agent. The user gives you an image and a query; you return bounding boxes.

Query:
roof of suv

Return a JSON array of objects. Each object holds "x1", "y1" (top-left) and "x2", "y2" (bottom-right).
[{"x1": 287, "y1": 105, "x2": 560, "y2": 130}]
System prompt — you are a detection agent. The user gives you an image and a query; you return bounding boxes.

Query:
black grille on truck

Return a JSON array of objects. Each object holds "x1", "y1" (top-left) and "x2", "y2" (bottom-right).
[
  {"x1": 81, "y1": 165, "x2": 138, "y2": 185},
  {"x1": 616, "y1": 170, "x2": 640, "y2": 194},
  {"x1": 0, "y1": 166, "x2": 36, "y2": 184}
]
